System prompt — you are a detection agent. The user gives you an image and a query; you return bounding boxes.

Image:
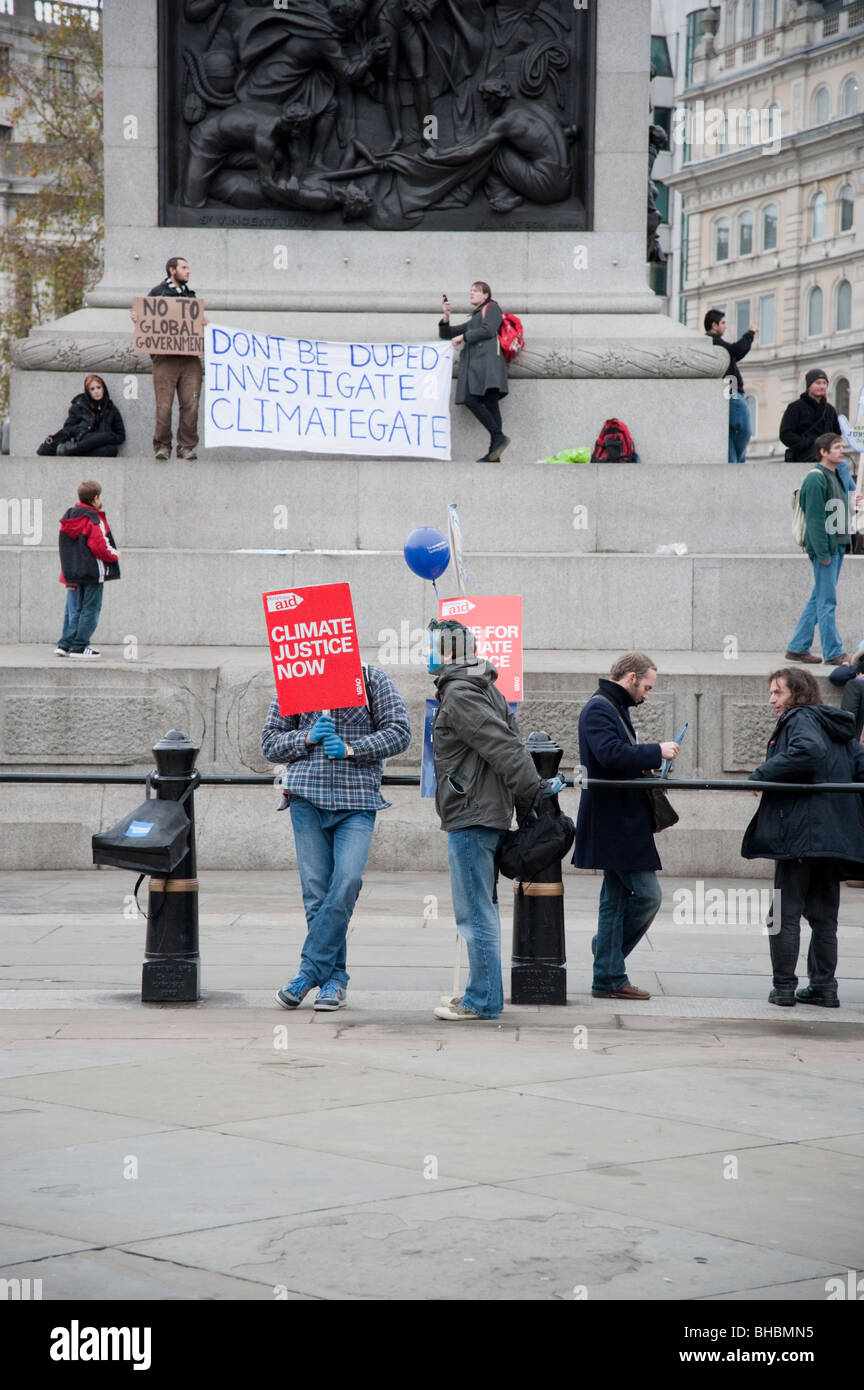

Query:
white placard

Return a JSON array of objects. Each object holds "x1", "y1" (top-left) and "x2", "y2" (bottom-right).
[{"x1": 205, "y1": 325, "x2": 452, "y2": 459}]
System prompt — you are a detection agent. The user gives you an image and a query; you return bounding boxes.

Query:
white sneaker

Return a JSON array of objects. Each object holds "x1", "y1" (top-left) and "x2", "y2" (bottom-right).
[
  {"x1": 433, "y1": 999, "x2": 487, "y2": 1021},
  {"x1": 69, "y1": 646, "x2": 100, "y2": 659},
  {"x1": 54, "y1": 647, "x2": 69, "y2": 657}
]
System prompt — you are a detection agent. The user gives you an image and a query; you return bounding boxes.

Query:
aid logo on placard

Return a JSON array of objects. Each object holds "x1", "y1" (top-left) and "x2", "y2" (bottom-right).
[
  {"x1": 267, "y1": 592, "x2": 304, "y2": 614},
  {"x1": 440, "y1": 599, "x2": 476, "y2": 617}
]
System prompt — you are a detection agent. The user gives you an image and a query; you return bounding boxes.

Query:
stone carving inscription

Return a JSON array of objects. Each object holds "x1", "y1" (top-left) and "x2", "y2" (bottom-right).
[{"x1": 159, "y1": 0, "x2": 594, "y2": 231}]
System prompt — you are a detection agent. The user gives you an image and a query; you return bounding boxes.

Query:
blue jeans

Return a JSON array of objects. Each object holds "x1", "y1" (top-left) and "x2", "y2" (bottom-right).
[
  {"x1": 788, "y1": 553, "x2": 845, "y2": 660},
  {"x1": 58, "y1": 583, "x2": 103, "y2": 652},
  {"x1": 447, "y1": 826, "x2": 505, "y2": 1018},
  {"x1": 593, "y1": 869, "x2": 662, "y2": 992},
  {"x1": 288, "y1": 797, "x2": 376, "y2": 988},
  {"x1": 728, "y1": 393, "x2": 751, "y2": 463}
]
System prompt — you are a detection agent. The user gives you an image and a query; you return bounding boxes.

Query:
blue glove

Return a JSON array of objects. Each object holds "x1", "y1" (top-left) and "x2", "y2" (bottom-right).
[
  {"x1": 323, "y1": 733, "x2": 347, "y2": 759},
  {"x1": 540, "y1": 776, "x2": 565, "y2": 798},
  {"x1": 308, "y1": 715, "x2": 335, "y2": 744}
]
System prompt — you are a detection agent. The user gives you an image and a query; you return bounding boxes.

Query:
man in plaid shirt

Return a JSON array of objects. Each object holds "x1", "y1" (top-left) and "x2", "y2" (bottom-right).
[{"x1": 261, "y1": 665, "x2": 411, "y2": 1011}]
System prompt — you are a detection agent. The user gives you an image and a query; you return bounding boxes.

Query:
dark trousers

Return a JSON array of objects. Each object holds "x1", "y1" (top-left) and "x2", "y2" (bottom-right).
[
  {"x1": 63, "y1": 431, "x2": 119, "y2": 457},
  {"x1": 463, "y1": 389, "x2": 503, "y2": 446},
  {"x1": 767, "y1": 858, "x2": 839, "y2": 991},
  {"x1": 152, "y1": 354, "x2": 202, "y2": 452}
]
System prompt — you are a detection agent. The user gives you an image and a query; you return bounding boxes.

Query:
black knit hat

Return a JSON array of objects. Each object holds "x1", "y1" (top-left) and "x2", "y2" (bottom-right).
[{"x1": 805, "y1": 368, "x2": 829, "y2": 388}]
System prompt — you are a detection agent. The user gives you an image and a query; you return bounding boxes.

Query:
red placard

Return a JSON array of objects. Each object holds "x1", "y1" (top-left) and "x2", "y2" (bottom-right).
[
  {"x1": 263, "y1": 582, "x2": 366, "y2": 716},
  {"x1": 439, "y1": 594, "x2": 523, "y2": 702}
]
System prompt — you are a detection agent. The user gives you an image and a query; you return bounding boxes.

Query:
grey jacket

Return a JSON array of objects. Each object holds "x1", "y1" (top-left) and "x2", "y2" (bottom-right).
[
  {"x1": 439, "y1": 301, "x2": 509, "y2": 403},
  {"x1": 432, "y1": 662, "x2": 540, "y2": 831}
]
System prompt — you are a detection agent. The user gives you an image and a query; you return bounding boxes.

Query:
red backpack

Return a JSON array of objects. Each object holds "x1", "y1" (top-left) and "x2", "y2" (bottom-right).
[
  {"x1": 498, "y1": 311, "x2": 524, "y2": 362},
  {"x1": 590, "y1": 418, "x2": 639, "y2": 462}
]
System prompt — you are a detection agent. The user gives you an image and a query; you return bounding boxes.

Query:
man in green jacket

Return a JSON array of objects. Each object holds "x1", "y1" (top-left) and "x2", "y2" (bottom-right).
[
  {"x1": 427, "y1": 619, "x2": 560, "y2": 1020},
  {"x1": 786, "y1": 433, "x2": 853, "y2": 667}
]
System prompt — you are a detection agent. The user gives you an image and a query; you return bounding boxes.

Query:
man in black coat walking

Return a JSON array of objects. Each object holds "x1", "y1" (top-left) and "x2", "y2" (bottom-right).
[
  {"x1": 742, "y1": 666, "x2": 864, "y2": 1007},
  {"x1": 779, "y1": 368, "x2": 841, "y2": 462},
  {"x1": 572, "y1": 652, "x2": 680, "y2": 1000}
]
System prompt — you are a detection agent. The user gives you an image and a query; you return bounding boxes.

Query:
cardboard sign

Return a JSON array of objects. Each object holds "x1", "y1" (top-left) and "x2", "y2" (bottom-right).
[
  {"x1": 439, "y1": 594, "x2": 523, "y2": 702},
  {"x1": 204, "y1": 325, "x2": 452, "y2": 459},
  {"x1": 263, "y1": 582, "x2": 366, "y2": 717},
  {"x1": 132, "y1": 296, "x2": 204, "y2": 355}
]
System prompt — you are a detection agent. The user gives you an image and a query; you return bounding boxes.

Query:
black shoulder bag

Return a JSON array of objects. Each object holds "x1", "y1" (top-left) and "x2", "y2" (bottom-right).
[{"x1": 595, "y1": 696, "x2": 678, "y2": 833}]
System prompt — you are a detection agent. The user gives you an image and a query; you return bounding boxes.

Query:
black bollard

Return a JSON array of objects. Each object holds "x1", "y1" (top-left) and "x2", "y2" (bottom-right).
[
  {"x1": 510, "y1": 730, "x2": 567, "y2": 1006},
  {"x1": 142, "y1": 730, "x2": 201, "y2": 1003}
]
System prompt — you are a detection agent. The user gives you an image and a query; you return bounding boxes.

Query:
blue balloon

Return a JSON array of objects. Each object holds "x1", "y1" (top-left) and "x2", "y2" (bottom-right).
[{"x1": 404, "y1": 527, "x2": 451, "y2": 581}]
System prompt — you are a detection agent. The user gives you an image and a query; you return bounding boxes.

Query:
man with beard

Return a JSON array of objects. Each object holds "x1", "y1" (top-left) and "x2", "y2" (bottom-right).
[{"x1": 572, "y1": 652, "x2": 680, "y2": 1000}]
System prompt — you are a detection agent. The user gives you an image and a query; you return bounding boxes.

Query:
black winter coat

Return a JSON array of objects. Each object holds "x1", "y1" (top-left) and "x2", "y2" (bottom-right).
[
  {"x1": 709, "y1": 329, "x2": 753, "y2": 393},
  {"x1": 439, "y1": 301, "x2": 509, "y2": 403},
  {"x1": 779, "y1": 392, "x2": 840, "y2": 462},
  {"x1": 741, "y1": 704, "x2": 864, "y2": 865},
  {"x1": 572, "y1": 679, "x2": 663, "y2": 872},
  {"x1": 60, "y1": 391, "x2": 126, "y2": 446}
]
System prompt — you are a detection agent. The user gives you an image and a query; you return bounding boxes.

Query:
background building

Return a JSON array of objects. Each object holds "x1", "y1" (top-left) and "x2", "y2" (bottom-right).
[{"x1": 654, "y1": 0, "x2": 864, "y2": 459}]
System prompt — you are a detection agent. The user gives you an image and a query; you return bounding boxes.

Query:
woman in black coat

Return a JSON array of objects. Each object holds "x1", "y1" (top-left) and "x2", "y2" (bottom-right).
[
  {"x1": 439, "y1": 282, "x2": 510, "y2": 462},
  {"x1": 38, "y1": 375, "x2": 126, "y2": 457}
]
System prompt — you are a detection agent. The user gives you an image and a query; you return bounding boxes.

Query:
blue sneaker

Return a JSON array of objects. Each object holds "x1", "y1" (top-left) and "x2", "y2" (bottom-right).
[
  {"x1": 313, "y1": 981, "x2": 347, "y2": 1011},
  {"x1": 276, "y1": 975, "x2": 313, "y2": 1009}
]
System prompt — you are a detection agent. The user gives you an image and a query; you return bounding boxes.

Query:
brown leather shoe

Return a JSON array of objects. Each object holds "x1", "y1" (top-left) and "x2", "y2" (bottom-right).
[
  {"x1": 592, "y1": 984, "x2": 651, "y2": 1000},
  {"x1": 785, "y1": 651, "x2": 821, "y2": 663},
  {"x1": 826, "y1": 654, "x2": 851, "y2": 665}
]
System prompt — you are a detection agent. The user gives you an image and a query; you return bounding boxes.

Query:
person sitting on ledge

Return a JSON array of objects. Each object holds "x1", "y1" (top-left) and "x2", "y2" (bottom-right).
[{"x1": 37, "y1": 376, "x2": 126, "y2": 458}]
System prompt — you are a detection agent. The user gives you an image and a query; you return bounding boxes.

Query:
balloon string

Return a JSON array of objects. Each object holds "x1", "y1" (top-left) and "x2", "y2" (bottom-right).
[{"x1": 432, "y1": 579, "x2": 439, "y2": 598}]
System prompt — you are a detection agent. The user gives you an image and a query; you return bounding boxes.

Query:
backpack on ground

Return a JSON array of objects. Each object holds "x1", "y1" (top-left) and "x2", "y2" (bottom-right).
[
  {"x1": 590, "y1": 418, "x2": 639, "y2": 462},
  {"x1": 792, "y1": 469, "x2": 824, "y2": 549},
  {"x1": 498, "y1": 311, "x2": 525, "y2": 362}
]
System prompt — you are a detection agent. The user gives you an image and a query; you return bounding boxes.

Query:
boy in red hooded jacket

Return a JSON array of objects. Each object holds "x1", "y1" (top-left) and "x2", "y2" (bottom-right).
[{"x1": 55, "y1": 480, "x2": 120, "y2": 659}]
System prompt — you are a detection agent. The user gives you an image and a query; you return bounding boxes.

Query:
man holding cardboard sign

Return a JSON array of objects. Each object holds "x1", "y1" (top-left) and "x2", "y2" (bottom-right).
[
  {"x1": 130, "y1": 257, "x2": 205, "y2": 462},
  {"x1": 261, "y1": 583, "x2": 411, "y2": 1012}
]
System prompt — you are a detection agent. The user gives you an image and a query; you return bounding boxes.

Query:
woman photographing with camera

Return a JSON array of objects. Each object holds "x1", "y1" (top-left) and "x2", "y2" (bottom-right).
[{"x1": 439, "y1": 282, "x2": 510, "y2": 462}]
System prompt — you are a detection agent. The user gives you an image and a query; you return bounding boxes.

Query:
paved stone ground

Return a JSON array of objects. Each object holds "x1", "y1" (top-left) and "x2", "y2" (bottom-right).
[{"x1": 1, "y1": 869, "x2": 863, "y2": 1302}]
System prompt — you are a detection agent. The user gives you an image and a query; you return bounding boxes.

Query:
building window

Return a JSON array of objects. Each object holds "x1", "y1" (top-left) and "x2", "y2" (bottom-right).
[
  {"x1": 46, "y1": 55, "x2": 75, "y2": 91},
  {"x1": 715, "y1": 217, "x2": 730, "y2": 262},
  {"x1": 750, "y1": 0, "x2": 760, "y2": 36},
  {"x1": 735, "y1": 299, "x2": 752, "y2": 338},
  {"x1": 771, "y1": 0, "x2": 780, "y2": 25},
  {"x1": 835, "y1": 377, "x2": 851, "y2": 419},
  {"x1": 0, "y1": 124, "x2": 11, "y2": 142},
  {"x1": 650, "y1": 36, "x2": 673, "y2": 78},
  {"x1": 807, "y1": 286, "x2": 823, "y2": 337},
  {"x1": 679, "y1": 209, "x2": 688, "y2": 289},
  {"x1": 745, "y1": 395, "x2": 758, "y2": 434},
  {"x1": 655, "y1": 182, "x2": 669, "y2": 223},
  {"x1": 837, "y1": 280, "x2": 852, "y2": 331},
  {"x1": 759, "y1": 293, "x2": 775, "y2": 344},
  {"x1": 730, "y1": 1, "x2": 741, "y2": 44},
  {"x1": 738, "y1": 210, "x2": 754, "y2": 256},
  {"x1": 650, "y1": 263, "x2": 668, "y2": 297},
  {"x1": 811, "y1": 191, "x2": 827, "y2": 240},
  {"x1": 842, "y1": 76, "x2": 859, "y2": 116},
  {"x1": 685, "y1": 11, "x2": 701, "y2": 85},
  {"x1": 839, "y1": 183, "x2": 854, "y2": 232},
  {"x1": 811, "y1": 86, "x2": 830, "y2": 125},
  {"x1": 762, "y1": 202, "x2": 778, "y2": 250},
  {"x1": 653, "y1": 106, "x2": 672, "y2": 141}
]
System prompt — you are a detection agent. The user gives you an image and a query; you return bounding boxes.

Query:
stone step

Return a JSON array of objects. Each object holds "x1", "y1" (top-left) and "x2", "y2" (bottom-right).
[
  {"x1": 1, "y1": 457, "x2": 814, "y2": 555},
  {"x1": 3, "y1": 545, "x2": 863, "y2": 652},
  {"x1": 0, "y1": 645, "x2": 850, "y2": 877}
]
